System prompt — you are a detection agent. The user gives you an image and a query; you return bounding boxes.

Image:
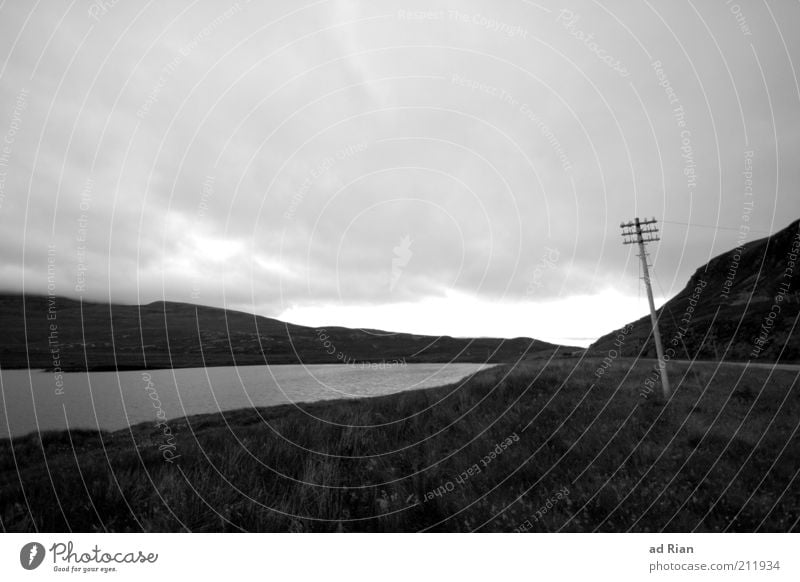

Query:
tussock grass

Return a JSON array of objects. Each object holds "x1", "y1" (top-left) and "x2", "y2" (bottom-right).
[{"x1": 1, "y1": 358, "x2": 798, "y2": 532}]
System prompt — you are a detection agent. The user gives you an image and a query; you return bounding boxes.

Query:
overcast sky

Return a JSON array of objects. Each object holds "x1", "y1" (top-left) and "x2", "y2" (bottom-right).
[{"x1": 0, "y1": 0, "x2": 798, "y2": 346}]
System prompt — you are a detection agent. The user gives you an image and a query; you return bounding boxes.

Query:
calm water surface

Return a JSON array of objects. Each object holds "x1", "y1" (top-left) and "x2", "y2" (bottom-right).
[{"x1": 0, "y1": 363, "x2": 493, "y2": 438}]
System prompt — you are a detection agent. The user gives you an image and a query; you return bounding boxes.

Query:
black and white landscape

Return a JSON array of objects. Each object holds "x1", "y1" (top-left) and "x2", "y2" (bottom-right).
[{"x1": 0, "y1": 1, "x2": 799, "y2": 533}]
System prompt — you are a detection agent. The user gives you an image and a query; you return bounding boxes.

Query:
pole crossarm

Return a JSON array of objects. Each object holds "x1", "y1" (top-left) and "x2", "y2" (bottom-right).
[{"x1": 620, "y1": 216, "x2": 671, "y2": 398}]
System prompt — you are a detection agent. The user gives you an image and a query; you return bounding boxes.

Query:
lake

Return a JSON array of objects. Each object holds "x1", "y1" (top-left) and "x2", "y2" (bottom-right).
[{"x1": 0, "y1": 363, "x2": 493, "y2": 438}]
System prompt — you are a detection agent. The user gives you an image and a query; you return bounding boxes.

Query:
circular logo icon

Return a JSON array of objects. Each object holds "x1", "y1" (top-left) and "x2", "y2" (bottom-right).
[{"x1": 20, "y1": 542, "x2": 45, "y2": 570}]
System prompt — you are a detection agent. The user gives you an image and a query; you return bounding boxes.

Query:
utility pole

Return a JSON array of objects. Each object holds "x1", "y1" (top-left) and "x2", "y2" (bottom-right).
[{"x1": 621, "y1": 217, "x2": 671, "y2": 398}]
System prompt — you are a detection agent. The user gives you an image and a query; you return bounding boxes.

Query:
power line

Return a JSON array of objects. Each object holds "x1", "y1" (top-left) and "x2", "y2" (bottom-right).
[{"x1": 661, "y1": 220, "x2": 770, "y2": 234}]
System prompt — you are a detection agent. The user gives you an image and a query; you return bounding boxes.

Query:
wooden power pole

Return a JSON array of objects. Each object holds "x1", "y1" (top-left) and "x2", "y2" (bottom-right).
[{"x1": 621, "y1": 217, "x2": 671, "y2": 398}]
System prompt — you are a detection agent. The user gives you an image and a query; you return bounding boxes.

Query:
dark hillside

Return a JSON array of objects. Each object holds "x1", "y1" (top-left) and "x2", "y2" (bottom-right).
[
  {"x1": 0, "y1": 295, "x2": 564, "y2": 371},
  {"x1": 591, "y1": 219, "x2": 800, "y2": 363}
]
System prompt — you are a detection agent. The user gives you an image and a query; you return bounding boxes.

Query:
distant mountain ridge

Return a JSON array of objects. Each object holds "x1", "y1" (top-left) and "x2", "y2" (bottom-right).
[
  {"x1": 591, "y1": 218, "x2": 800, "y2": 363},
  {"x1": 0, "y1": 294, "x2": 564, "y2": 372}
]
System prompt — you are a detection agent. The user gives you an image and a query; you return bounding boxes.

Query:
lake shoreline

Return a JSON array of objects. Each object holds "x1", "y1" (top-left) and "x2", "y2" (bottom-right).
[
  {"x1": 0, "y1": 362, "x2": 498, "y2": 439},
  {"x1": 7, "y1": 354, "x2": 546, "y2": 373}
]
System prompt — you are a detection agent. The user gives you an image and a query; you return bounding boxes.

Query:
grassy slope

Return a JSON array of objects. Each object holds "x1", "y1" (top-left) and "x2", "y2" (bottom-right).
[
  {"x1": 1, "y1": 358, "x2": 798, "y2": 532},
  {"x1": 591, "y1": 219, "x2": 800, "y2": 363}
]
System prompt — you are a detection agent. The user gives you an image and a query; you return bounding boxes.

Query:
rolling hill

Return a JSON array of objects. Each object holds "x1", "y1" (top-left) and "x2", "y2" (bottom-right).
[
  {"x1": 0, "y1": 294, "x2": 564, "y2": 371},
  {"x1": 591, "y1": 218, "x2": 800, "y2": 363}
]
